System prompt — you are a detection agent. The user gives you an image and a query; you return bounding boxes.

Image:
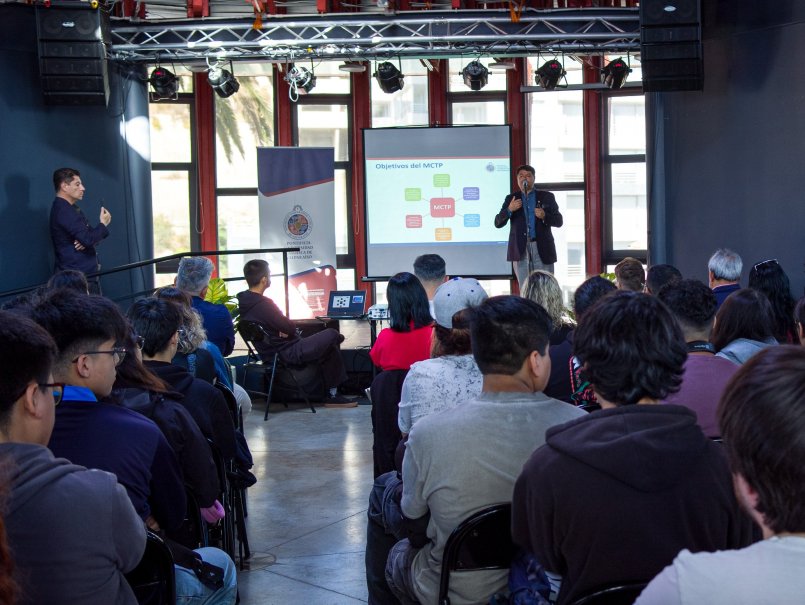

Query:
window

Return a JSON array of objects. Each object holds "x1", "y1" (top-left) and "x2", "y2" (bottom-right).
[{"x1": 371, "y1": 59, "x2": 428, "y2": 127}]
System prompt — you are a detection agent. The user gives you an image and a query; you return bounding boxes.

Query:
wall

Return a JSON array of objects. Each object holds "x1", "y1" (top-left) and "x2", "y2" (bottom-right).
[
  {"x1": 0, "y1": 4, "x2": 153, "y2": 302},
  {"x1": 649, "y1": 0, "x2": 805, "y2": 297}
]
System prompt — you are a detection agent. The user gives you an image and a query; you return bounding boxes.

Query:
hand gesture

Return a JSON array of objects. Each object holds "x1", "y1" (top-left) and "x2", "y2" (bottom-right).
[
  {"x1": 73, "y1": 240, "x2": 86, "y2": 251},
  {"x1": 508, "y1": 197, "x2": 523, "y2": 213},
  {"x1": 99, "y1": 206, "x2": 111, "y2": 226},
  {"x1": 535, "y1": 207, "x2": 546, "y2": 220}
]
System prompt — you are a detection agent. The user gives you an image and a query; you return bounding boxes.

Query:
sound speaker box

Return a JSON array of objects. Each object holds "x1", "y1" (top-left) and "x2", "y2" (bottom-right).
[
  {"x1": 640, "y1": 0, "x2": 703, "y2": 92},
  {"x1": 36, "y1": 6, "x2": 111, "y2": 106}
]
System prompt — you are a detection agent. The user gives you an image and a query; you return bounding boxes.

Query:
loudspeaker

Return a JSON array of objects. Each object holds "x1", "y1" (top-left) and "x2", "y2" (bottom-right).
[
  {"x1": 36, "y1": 6, "x2": 110, "y2": 106},
  {"x1": 640, "y1": 0, "x2": 703, "y2": 92}
]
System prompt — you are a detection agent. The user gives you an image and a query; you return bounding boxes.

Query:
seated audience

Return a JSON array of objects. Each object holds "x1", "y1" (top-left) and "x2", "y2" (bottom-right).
[
  {"x1": 708, "y1": 248, "x2": 742, "y2": 309},
  {"x1": 522, "y1": 270, "x2": 574, "y2": 402},
  {"x1": 657, "y1": 279, "x2": 739, "y2": 437},
  {"x1": 748, "y1": 258, "x2": 797, "y2": 343},
  {"x1": 636, "y1": 346, "x2": 805, "y2": 604},
  {"x1": 512, "y1": 291, "x2": 758, "y2": 605},
  {"x1": 614, "y1": 257, "x2": 645, "y2": 291},
  {"x1": 366, "y1": 296, "x2": 585, "y2": 605},
  {"x1": 567, "y1": 276, "x2": 616, "y2": 407},
  {"x1": 0, "y1": 310, "x2": 146, "y2": 604},
  {"x1": 370, "y1": 272, "x2": 433, "y2": 371},
  {"x1": 397, "y1": 277, "x2": 487, "y2": 435},
  {"x1": 413, "y1": 253, "x2": 447, "y2": 315},
  {"x1": 176, "y1": 256, "x2": 236, "y2": 356},
  {"x1": 796, "y1": 296, "x2": 805, "y2": 345},
  {"x1": 237, "y1": 259, "x2": 350, "y2": 403},
  {"x1": 46, "y1": 269, "x2": 89, "y2": 294},
  {"x1": 644, "y1": 263, "x2": 682, "y2": 295},
  {"x1": 712, "y1": 289, "x2": 778, "y2": 365}
]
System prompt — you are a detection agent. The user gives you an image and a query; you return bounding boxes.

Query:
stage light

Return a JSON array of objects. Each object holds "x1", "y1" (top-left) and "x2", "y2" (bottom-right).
[
  {"x1": 601, "y1": 57, "x2": 631, "y2": 90},
  {"x1": 149, "y1": 66, "x2": 178, "y2": 100},
  {"x1": 536, "y1": 59, "x2": 565, "y2": 90},
  {"x1": 374, "y1": 61, "x2": 405, "y2": 94},
  {"x1": 488, "y1": 59, "x2": 516, "y2": 71},
  {"x1": 462, "y1": 60, "x2": 488, "y2": 91},
  {"x1": 285, "y1": 64, "x2": 317, "y2": 94},
  {"x1": 208, "y1": 63, "x2": 239, "y2": 98},
  {"x1": 338, "y1": 61, "x2": 366, "y2": 73}
]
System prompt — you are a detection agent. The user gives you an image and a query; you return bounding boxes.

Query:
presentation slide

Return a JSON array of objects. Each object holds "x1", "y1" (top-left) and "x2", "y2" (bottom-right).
[{"x1": 364, "y1": 126, "x2": 512, "y2": 278}]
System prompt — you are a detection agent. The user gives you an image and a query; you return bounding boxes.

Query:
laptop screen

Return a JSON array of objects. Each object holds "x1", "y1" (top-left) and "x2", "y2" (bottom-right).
[{"x1": 326, "y1": 290, "x2": 366, "y2": 318}]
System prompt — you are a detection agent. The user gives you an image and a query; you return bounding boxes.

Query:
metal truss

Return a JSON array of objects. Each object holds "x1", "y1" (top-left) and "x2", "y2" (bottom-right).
[{"x1": 109, "y1": 7, "x2": 639, "y2": 63}]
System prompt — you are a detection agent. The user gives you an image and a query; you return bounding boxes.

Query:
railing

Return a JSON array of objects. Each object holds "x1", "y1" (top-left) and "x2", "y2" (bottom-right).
[{"x1": 0, "y1": 247, "x2": 301, "y2": 316}]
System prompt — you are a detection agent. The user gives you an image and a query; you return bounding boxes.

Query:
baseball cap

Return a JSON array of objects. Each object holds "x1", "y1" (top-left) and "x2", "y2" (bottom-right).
[{"x1": 432, "y1": 277, "x2": 489, "y2": 329}]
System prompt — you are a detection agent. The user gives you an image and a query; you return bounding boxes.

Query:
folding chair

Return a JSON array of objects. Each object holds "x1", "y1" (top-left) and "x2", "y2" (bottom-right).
[
  {"x1": 438, "y1": 503, "x2": 515, "y2": 605},
  {"x1": 237, "y1": 319, "x2": 316, "y2": 418},
  {"x1": 569, "y1": 583, "x2": 648, "y2": 605},
  {"x1": 125, "y1": 530, "x2": 176, "y2": 605}
]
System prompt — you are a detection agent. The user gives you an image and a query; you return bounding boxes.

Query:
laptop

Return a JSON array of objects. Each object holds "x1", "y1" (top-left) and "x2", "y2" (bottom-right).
[{"x1": 322, "y1": 290, "x2": 367, "y2": 319}]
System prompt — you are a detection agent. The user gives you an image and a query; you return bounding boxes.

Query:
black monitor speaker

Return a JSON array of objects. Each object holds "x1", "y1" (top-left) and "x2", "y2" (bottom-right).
[
  {"x1": 640, "y1": 0, "x2": 703, "y2": 92},
  {"x1": 36, "y1": 6, "x2": 111, "y2": 106}
]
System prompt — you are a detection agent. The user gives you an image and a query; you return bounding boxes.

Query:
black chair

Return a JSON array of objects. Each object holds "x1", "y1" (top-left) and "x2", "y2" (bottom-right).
[
  {"x1": 438, "y1": 503, "x2": 515, "y2": 605},
  {"x1": 237, "y1": 319, "x2": 316, "y2": 418},
  {"x1": 125, "y1": 530, "x2": 176, "y2": 605},
  {"x1": 214, "y1": 381, "x2": 243, "y2": 432},
  {"x1": 569, "y1": 583, "x2": 648, "y2": 605},
  {"x1": 369, "y1": 369, "x2": 408, "y2": 477}
]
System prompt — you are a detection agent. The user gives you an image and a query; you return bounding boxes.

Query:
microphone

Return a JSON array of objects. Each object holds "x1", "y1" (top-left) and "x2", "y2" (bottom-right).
[{"x1": 522, "y1": 179, "x2": 529, "y2": 192}]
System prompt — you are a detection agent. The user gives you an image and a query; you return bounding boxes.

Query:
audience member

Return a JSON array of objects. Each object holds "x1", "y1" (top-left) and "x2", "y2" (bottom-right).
[
  {"x1": 237, "y1": 259, "x2": 350, "y2": 403},
  {"x1": 636, "y1": 346, "x2": 805, "y2": 604},
  {"x1": 614, "y1": 257, "x2": 645, "y2": 291},
  {"x1": 567, "y1": 276, "x2": 616, "y2": 407},
  {"x1": 0, "y1": 310, "x2": 145, "y2": 604},
  {"x1": 46, "y1": 269, "x2": 89, "y2": 294},
  {"x1": 370, "y1": 272, "x2": 433, "y2": 371},
  {"x1": 657, "y1": 279, "x2": 739, "y2": 437},
  {"x1": 176, "y1": 257, "x2": 236, "y2": 356},
  {"x1": 522, "y1": 270, "x2": 574, "y2": 402},
  {"x1": 368, "y1": 296, "x2": 585, "y2": 605},
  {"x1": 712, "y1": 289, "x2": 778, "y2": 365},
  {"x1": 708, "y1": 248, "x2": 742, "y2": 309},
  {"x1": 512, "y1": 291, "x2": 757, "y2": 605},
  {"x1": 413, "y1": 254, "x2": 446, "y2": 314},
  {"x1": 645, "y1": 263, "x2": 682, "y2": 295},
  {"x1": 30, "y1": 290, "x2": 186, "y2": 532},
  {"x1": 796, "y1": 296, "x2": 805, "y2": 345},
  {"x1": 748, "y1": 258, "x2": 797, "y2": 343},
  {"x1": 397, "y1": 278, "x2": 487, "y2": 435}
]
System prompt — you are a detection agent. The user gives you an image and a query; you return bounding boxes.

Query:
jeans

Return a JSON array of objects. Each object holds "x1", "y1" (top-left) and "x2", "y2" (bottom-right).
[
  {"x1": 514, "y1": 241, "x2": 554, "y2": 290},
  {"x1": 175, "y1": 547, "x2": 238, "y2": 605},
  {"x1": 366, "y1": 472, "x2": 405, "y2": 605}
]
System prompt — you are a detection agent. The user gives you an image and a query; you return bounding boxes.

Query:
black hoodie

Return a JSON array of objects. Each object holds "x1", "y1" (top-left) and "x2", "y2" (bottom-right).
[
  {"x1": 512, "y1": 404, "x2": 758, "y2": 605},
  {"x1": 0, "y1": 443, "x2": 145, "y2": 605}
]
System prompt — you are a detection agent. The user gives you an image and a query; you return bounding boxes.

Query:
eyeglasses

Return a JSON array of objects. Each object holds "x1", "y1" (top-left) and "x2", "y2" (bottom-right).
[
  {"x1": 134, "y1": 335, "x2": 145, "y2": 350},
  {"x1": 38, "y1": 383, "x2": 65, "y2": 406},
  {"x1": 71, "y1": 347, "x2": 127, "y2": 366},
  {"x1": 753, "y1": 259, "x2": 778, "y2": 271}
]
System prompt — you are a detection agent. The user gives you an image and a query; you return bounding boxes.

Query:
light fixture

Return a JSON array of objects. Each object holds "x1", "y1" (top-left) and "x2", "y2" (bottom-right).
[
  {"x1": 462, "y1": 60, "x2": 488, "y2": 91},
  {"x1": 536, "y1": 59, "x2": 566, "y2": 90},
  {"x1": 285, "y1": 64, "x2": 316, "y2": 95},
  {"x1": 207, "y1": 62, "x2": 239, "y2": 98},
  {"x1": 488, "y1": 59, "x2": 516, "y2": 71},
  {"x1": 374, "y1": 61, "x2": 405, "y2": 93},
  {"x1": 149, "y1": 66, "x2": 178, "y2": 100},
  {"x1": 338, "y1": 61, "x2": 366, "y2": 73},
  {"x1": 601, "y1": 57, "x2": 631, "y2": 90}
]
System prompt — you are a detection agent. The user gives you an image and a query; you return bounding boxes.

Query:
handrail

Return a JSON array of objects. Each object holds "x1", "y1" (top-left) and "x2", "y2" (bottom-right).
[{"x1": 0, "y1": 247, "x2": 301, "y2": 317}]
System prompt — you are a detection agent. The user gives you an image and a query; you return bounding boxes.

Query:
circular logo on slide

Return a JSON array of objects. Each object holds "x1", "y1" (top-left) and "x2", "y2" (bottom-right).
[{"x1": 284, "y1": 205, "x2": 312, "y2": 239}]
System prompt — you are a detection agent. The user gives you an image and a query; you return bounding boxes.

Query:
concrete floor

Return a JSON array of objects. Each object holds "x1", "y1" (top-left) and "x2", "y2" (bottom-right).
[{"x1": 236, "y1": 401, "x2": 373, "y2": 604}]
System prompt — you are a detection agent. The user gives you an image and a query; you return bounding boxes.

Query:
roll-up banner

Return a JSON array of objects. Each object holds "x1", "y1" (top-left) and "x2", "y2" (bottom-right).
[{"x1": 257, "y1": 147, "x2": 337, "y2": 318}]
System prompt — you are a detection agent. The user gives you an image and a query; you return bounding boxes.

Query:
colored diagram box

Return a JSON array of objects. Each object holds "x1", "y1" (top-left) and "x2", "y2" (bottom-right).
[
  {"x1": 463, "y1": 187, "x2": 480, "y2": 200},
  {"x1": 464, "y1": 214, "x2": 481, "y2": 227},
  {"x1": 404, "y1": 188, "x2": 421, "y2": 201},
  {"x1": 430, "y1": 197, "x2": 455, "y2": 218},
  {"x1": 435, "y1": 228, "x2": 452, "y2": 241},
  {"x1": 433, "y1": 173, "x2": 450, "y2": 187},
  {"x1": 405, "y1": 215, "x2": 423, "y2": 228}
]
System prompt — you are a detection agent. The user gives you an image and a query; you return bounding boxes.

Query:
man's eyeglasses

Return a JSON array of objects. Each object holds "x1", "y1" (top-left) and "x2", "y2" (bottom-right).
[
  {"x1": 39, "y1": 383, "x2": 65, "y2": 406},
  {"x1": 71, "y1": 347, "x2": 127, "y2": 366},
  {"x1": 134, "y1": 335, "x2": 145, "y2": 350},
  {"x1": 753, "y1": 259, "x2": 778, "y2": 271}
]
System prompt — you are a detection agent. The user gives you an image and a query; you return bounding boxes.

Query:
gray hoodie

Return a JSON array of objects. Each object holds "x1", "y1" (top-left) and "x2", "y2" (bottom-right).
[
  {"x1": 0, "y1": 443, "x2": 145, "y2": 605},
  {"x1": 716, "y1": 337, "x2": 778, "y2": 365}
]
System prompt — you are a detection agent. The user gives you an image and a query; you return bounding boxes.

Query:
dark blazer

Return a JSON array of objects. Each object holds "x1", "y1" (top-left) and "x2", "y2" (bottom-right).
[
  {"x1": 49, "y1": 196, "x2": 109, "y2": 274},
  {"x1": 494, "y1": 190, "x2": 563, "y2": 264}
]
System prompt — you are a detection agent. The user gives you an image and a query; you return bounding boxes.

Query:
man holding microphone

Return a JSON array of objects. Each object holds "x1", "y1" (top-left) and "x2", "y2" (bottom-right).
[{"x1": 494, "y1": 164, "x2": 563, "y2": 289}]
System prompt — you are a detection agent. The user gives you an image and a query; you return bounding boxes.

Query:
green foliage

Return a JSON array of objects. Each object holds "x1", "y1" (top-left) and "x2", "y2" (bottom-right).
[
  {"x1": 204, "y1": 278, "x2": 239, "y2": 324},
  {"x1": 600, "y1": 271, "x2": 617, "y2": 283},
  {"x1": 216, "y1": 77, "x2": 274, "y2": 164}
]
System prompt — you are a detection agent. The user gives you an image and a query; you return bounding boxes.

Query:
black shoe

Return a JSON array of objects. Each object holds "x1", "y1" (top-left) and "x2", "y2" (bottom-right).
[{"x1": 324, "y1": 394, "x2": 358, "y2": 407}]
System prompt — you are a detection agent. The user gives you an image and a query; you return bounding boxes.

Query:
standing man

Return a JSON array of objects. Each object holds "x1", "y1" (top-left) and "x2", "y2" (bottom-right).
[
  {"x1": 494, "y1": 164, "x2": 563, "y2": 289},
  {"x1": 49, "y1": 168, "x2": 111, "y2": 294}
]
